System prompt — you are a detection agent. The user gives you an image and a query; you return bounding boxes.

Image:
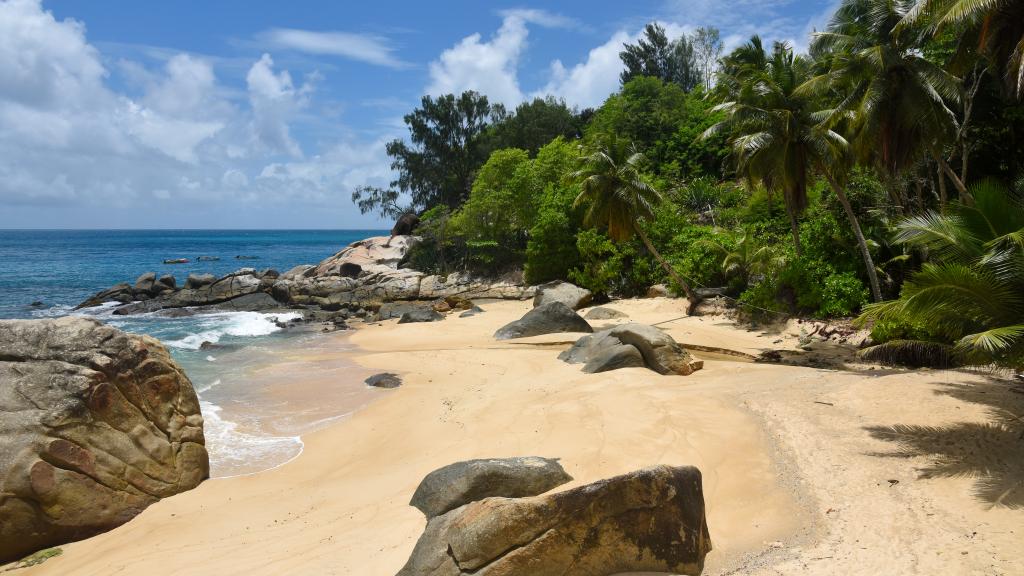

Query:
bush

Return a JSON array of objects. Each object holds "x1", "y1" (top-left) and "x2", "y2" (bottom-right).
[
  {"x1": 524, "y1": 186, "x2": 580, "y2": 283},
  {"x1": 569, "y1": 229, "x2": 624, "y2": 297},
  {"x1": 819, "y1": 272, "x2": 869, "y2": 317}
]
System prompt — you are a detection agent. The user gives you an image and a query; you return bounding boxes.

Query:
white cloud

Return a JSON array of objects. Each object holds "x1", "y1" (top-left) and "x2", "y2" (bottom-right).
[
  {"x1": 246, "y1": 53, "x2": 315, "y2": 157},
  {"x1": 0, "y1": 0, "x2": 390, "y2": 225},
  {"x1": 534, "y1": 31, "x2": 631, "y2": 109},
  {"x1": 426, "y1": 9, "x2": 575, "y2": 107},
  {"x1": 261, "y1": 28, "x2": 408, "y2": 68}
]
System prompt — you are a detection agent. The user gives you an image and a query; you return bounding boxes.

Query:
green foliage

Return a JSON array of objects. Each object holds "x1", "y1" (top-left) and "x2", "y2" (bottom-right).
[
  {"x1": 452, "y1": 148, "x2": 537, "y2": 254},
  {"x1": 619, "y1": 22, "x2": 701, "y2": 91},
  {"x1": 820, "y1": 272, "x2": 871, "y2": 316},
  {"x1": 483, "y1": 97, "x2": 585, "y2": 156},
  {"x1": 570, "y1": 229, "x2": 625, "y2": 296},
  {"x1": 861, "y1": 180, "x2": 1024, "y2": 367}
]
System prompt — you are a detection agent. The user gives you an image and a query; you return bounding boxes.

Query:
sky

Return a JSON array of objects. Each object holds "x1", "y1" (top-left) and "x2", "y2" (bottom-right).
[{"x1": 0, "y1": 0, "x2": 836, "y2": 229}]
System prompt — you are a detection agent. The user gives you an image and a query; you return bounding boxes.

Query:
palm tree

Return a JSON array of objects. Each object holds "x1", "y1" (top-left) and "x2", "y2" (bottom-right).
[
  {"x1": 700, "y1": 230, "x2": 785, "y2": 288},
  {"x1": 573, "y1": 136, "x2": 701, "y2": 313},
  {"x1": 903, "y1": 0, "x2": 1024, "y2": 100},
  {"x1": 706, "y1": 36, "x2": 883, "y2": 300},
  {"x1": 804, "y1": 0, "x2": 970, "y2": 206},
  {"x1": 860, "y1": 179, "x2": 1024, "y2": 368}
]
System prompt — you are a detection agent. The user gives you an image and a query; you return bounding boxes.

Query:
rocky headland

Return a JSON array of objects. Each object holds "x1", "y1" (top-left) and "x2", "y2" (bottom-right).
[{"x1": 75, "y1": 235, "x2": 537, "y2": 323}]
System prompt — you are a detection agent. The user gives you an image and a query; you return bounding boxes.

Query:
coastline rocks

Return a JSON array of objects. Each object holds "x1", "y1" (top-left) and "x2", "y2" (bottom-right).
[
  {"x1": 185, "y1": 273, "x2": 216, "y2": 289},
  {"x1": 584, "y1": 306, "x2": 627, "y2": 320},
  {"x1": 398, "y1": 465, "x2": 711, "y2": 576},
  {"x1": 0, "y1": 317, "x2": 208, "y2": 563},
  {"x1": 391, "y1": 213, "x2": 421, "y2": 237},
  {"x1": 533, "y1": 281, "x2": 592, "y2": 310},
  {"x1": 459, "y1": 305, "x2": 484, "y2": 318},
  {"x1": 398, "y1": 309, "x2": 444, "y2": 324},
  {"x1": 133, "y1": 272, "x2": 157, "y2": 294},
  {"x1": 74, "y1": 282, "x2": 134, "y2": 309},
  {"x1": 315, "y1": 235, "x2": 418, "y2": 276},
  {"x1": 494, "y1": 302, "x2": 592, "y2": 340},
  {"x1": 560, "y1": 323, "x2": 703, "y2": 375},
  {"x1": 365, "y1": 373, "x2": 402, "y2": 389},
  {"x1": 410, "y1": 457, "x2": 573, "y2": 520},
  {"x1": 157, "y1": 274, "x2": 176, "y2": 291}
]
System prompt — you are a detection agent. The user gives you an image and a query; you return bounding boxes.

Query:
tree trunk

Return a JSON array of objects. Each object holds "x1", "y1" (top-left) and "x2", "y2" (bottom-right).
[
  {"x1": 636, "y1": 227, "x2": 702, "y2": 315},
  {"x1": 787, "y1": 205, "x2": 803, "y2": 257},
  {"x1": 936, "y1": 164, "x2": 948, "y2": 214},
  {"x1": 827, "y1": 176, "x2": 882, "y2": 302},
  {"x1": 935, "y1": 152, "x2": 974, "y2": 205}
]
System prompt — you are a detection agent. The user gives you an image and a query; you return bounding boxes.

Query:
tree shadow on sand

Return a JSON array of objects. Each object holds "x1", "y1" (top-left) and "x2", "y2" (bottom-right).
[{"x1": 865, "y1": 377, "x2": 1024, "y2": 509}]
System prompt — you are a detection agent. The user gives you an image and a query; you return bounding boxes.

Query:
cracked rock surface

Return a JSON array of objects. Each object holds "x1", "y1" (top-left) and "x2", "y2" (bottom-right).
[
  {"x1": 398, "y1": 465, "x2": 711, "y2": 576},
  {"x1": 0, "y1": 317, "x2": 209, "y2": 563}
]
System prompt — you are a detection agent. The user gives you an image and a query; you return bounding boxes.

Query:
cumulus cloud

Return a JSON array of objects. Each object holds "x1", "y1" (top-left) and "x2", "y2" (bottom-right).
[
  {"x1": 0, "y1": 0, "x2": 390, "y2": 225},
  {"x1": 261, "y1": 28, "x2": 408, "y2": 68},
  {"x1": 534, "y1": 31, "x2": 631, "y2": 110},
  {"x1": 426, "y1": 9, "x2": 574, "y2": 107},
  {"x1": 246, "y1": 53, "x2": 315, "y2": 157}
]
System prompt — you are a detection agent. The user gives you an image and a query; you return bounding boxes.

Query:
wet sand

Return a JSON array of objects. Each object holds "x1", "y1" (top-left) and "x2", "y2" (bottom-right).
[{"x1": 19, "y1": 298, "x2": 1024, "y2": 575}]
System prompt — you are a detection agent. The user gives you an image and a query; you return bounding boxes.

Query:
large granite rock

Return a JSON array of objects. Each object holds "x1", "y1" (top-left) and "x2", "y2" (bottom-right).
[
  {"x1": 584, "y1": 306, "x2": 627, "y2": 320},
  {"x1": 398, "y1": 465, "x2": 711, "y2": 576},
  {"x1": 533, "y1": 281, "x2": 592, "y2": 310},
  {"x1": 494, "y1": 302, "x2": 593, "y2": 340},
  {"x1": 0, "y1": 317, "x2": 209, "y2": 563},
  {"x1": 410, "y1": 457, "x2": 572, "y2": 519},
  {"x1": 559, "y1": 323, "x2": 703, "y2": 375},
  {"x1": 398, "y1": 309, "x2": 444, "y2": 324},
  {"x1": 74, "y1": 282, "x2": 134, "y2": 309},
  {"x1": 314, "y1": 235, "x2": 419, "y2": 276}
]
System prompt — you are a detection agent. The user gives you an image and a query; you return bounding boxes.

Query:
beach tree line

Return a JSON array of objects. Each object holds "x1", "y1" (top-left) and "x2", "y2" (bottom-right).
[{"x1": 353, "y1": 0, "x2": 1024, "y2": 369}]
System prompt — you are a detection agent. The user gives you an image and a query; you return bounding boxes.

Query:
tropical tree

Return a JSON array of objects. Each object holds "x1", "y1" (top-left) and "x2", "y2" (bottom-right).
[
  {"x1": 903, "y1": 0, "x2": 1024, "y2": 100},
  {"x1": 700, "y1": 230, "x2": 784, "y2": 288},
  {"x1": 805, "y1": 0, "x2": 971, "y2": 206},
  {"x1": 619, "y1": 22, "x2": 701, "y2": 91},
  {"x1": 706, "y1": 36, "x2": 883, "y2": 300},
  {"x1": 860, "y1": 179, "x2": 1024, "y2": 368},
  {"x1": 573, "y1": 135, "x2": 701, "y2": 311}
]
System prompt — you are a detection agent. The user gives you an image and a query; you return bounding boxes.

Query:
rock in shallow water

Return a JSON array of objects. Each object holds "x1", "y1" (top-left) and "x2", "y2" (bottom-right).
[
  {"x1": 410, "y1": 457, "x2": 572, "y2": 519},
  {"x1": 494, "y1": 302, "x2": 592, "y2": 340},
  {"x1": 398, "y1": 465, "x2": 711, "y2": 576},
  {"x1": 0, "y1": 317, "x2": 209, "y2": 563}
]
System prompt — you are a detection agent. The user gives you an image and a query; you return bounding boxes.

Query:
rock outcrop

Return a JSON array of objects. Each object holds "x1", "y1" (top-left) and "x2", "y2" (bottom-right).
[
  {"x1": 532, "y1": 281, "x2": 592, "y2": 310},
  {"x1": 398, "y1": 309, "x2": 444, "y2": 324},
  {"x1": 494, "y1": 302, "x2": 593, "y2": 340},
  {"x1": 410, "y1": 457, "x2": 573, "y2": 519},
  {"x1": 76, "y1": 236, "x2": 538, "y2": 317},
  {"x1": 398, "y1": 465, "x2": 711, "y2": 576},
  {"x1": 560, "y1": 323, "x2": 704, "y2": 375},
  {"x1": 0, "y1": 317, "x2": 209, "y2": 563}
]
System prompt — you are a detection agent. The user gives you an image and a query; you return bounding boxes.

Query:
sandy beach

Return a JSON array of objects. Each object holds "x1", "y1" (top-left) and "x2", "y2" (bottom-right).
[{"x1": 18, "y1": 298, "x2": 1023, "y2": 575}]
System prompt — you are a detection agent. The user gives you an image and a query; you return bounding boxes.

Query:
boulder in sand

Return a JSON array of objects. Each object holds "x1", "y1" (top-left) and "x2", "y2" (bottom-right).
[
  {"x1": 398, "y1": 309, "x2": 444, "y2": 324},
  {"x1": 398, "y1": 465, "x2": 711, "y2": 576},
  {"x1": 560, "y1": 323, "x2": 703, "y2": 375},
  {"x1": 410, "y1": 457, "x2": 573, "y2": 519},
  {"x1": 0, "y1": 317, "x2": 208, "y2": 563},
  {"x1": 494, "y1": 302, "x2": 592, "y2": 340},
  {"x1": 533, "y1": 280, "x2": 592, "y2": 310},
  {"x1": 365, "y1": 373, "x2": 402, "y2": 389},
  {"x1": 584, "y1": 306, "x2": 627, "y2": 320}
]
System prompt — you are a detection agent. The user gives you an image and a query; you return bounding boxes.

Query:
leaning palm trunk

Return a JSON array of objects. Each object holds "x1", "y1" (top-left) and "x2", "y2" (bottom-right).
[
  {"x1": 636, "y1": 226, "x2": 702, "y2": 315},
  {"x1": 934, "y1": 152, "x2": 975, "y2": 205},
  {"x1": 826, "y1": 175, "x2": 883, "y2": 301}
]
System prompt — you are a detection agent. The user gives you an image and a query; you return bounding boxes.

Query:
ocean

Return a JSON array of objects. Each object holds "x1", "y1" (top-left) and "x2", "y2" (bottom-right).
[{"x1": 0, "y1": 229, "x2": 387, "y2": 476}]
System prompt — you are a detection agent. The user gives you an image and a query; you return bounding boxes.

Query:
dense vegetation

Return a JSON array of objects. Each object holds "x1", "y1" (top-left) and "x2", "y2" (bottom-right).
[{"x1": 354, "y1": 0, "x2": 1024, "y2": 369}]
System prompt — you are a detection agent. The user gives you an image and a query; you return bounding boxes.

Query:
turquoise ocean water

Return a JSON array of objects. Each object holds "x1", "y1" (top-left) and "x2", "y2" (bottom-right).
[{"x1": 0, "y1": 229, "x2": 386, "y2": 476}]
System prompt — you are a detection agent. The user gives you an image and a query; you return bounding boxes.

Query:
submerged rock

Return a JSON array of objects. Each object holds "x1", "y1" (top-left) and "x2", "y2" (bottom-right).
[
  {"x1": 533, "y1": 281, "x2": 593, "y2": 311},
  {"x1": 0, "y1": 317, "x2": 208, "y2": 563},
  {"x1": 398, "y1": 465, "x2": 711, "y2": 576},
  {"x1": 494, "y1": 302, "x2": 592, "y2": 340},
  {"x1": 410, "y1": 457, "x2": 573, "y2": 520}
]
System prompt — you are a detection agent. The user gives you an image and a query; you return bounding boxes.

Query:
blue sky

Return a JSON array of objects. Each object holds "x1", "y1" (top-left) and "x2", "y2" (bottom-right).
[{"x1": 0, "y1": 0, "x2": 835, "y2": 229}]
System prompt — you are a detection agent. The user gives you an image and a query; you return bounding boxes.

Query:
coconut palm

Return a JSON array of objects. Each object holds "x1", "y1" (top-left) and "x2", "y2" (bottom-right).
[
  {"x1": 700, "y1": 230, "x2": 785, "y2": 288},
  {"x1": 706, "y1": 36, "x2": 884, "y2": 300},
  {"x1": 860, "y1": 179, "x2": 1024, "y2": 368},
  {"x1": 573, "y1": 136, "x2": 701, "y2": 312},
  {"x1": 804, "y1": 0, "x2": 971, "y2": 205},
  {"x1": 903, "y1": 0, "x2": 1024, "y2": 100}
]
